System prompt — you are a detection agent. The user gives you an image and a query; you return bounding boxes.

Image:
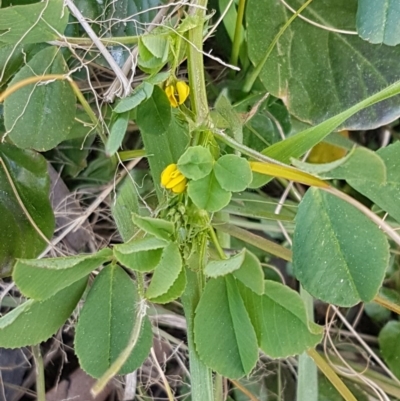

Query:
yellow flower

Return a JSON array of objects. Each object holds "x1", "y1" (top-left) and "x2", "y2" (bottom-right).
[
  {"x1": 161, "y1": 163, "x2": 187, "y2": 193},
  {"x1": 165, "y1": 81, "x2": 190, "y2": 108}
]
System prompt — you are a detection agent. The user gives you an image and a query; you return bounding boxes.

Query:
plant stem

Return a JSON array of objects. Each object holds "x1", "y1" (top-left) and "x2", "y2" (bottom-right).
[
  {"x1": 187, "y1": 0, "x2": 209, "y2": 123},
  {"x1": 181, "y1": 269, "x2": 214, "y2": 401},
  {"x1": 32, "y1": 344, "x2": 46, "y2": 401},
  {"x1": 297, "y1": 288, "x2": 318, "y2": 401},
  {"x1": 307, "y1": 348, "x2": 357, "y2": 401},
  {"x1": 230, "y1": 0, "x2": 246, "y2": 70}
]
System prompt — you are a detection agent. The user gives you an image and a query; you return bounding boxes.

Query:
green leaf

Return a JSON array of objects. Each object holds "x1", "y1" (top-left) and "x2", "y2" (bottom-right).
[
  {"x1": 379, "y1": 321, "x2": 400, "y2": 379},
  {"x1": 75, "y1": 265, "x2": 152, "y2": 378},
  {"x1": 114, "y1": 82, "x2": 154, "y2": 113},
  {"x1": 215, "y1": 94, "x2": 243, "y2": 144},
  {"x1": 136, "y1": 85, "x2": 171, "y2": 135},
  {"x1": 194, "y1": 276, "x2": 259, "y2": 378},
  {"x1": 0, "y1": 278, "x2": 86, "y2": 348},
  {"x1": 140, "y1": 109, "x2": 189, "y2": 199},
  {"x1": 4, "y1": 46, "x2": 76, "y2": 151},
  {"x1": 146, "y1": 242, "x2": 182, "y2": 299},
  {"x1": 111, "y1": 175, "x2": 140, "y2": 241},
  {"x1": 293, "y1": 188, "x2": 389, "y2": 306},
  {"x1": 0, "y1": 143, "x2": 54, "y2": 277},
  {"x1": 188, "y1": 172, "x2": 232, "y2": 212},
  {"x1": 239, "y1": 280, "x2": 323, "y2": 357},
  {"x1": 177, "y1": 146, "x2": 214, "y2": 180},
  {"x1": 13, "y1": 249, "x2": 113, "y2": 301},
  {"x1": 132, "y1": 214, "x2": 174, "y2": 241},
  {"x1": 204, "y1": 249, "x2": 246, "y2": 278},
  {"x1": 247, "y1": 0, "x2": 400, "y2": 129},
  {"x1": 106, "y1": 112, "x2": 129, "y2": 156},
  {"x1": 113, "y1": 236, "x2": 167, "y2": 272},
  {"x1": 148, "y1": 265, "x2": 186, "y2": 304},
  {"x1": 138, "y1": 34, "x2": 169, "y2": 73},
  {"x1": 232, "y1": 250, "x2": 264, "y2": 295},
  {"x1": 214, "y1": 154, "x2": 252, "y2": 192},
  {"x1": 357, "y1": 0, "x2": 400, "y2": 46},
  {"x1": 0, "y1": 0, "x2": 69, "y2": 45}
]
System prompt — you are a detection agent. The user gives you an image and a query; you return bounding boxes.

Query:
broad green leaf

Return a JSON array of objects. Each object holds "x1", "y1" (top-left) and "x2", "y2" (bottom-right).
[
  {"x1": 75, "y1": 265, "x2": 152, "y2": 378},
  {"x1": 146, "y1": 242, "x2": 182, "y2": 299},
  {"x1": 215, "y1": 94, "x2": 243, "y2": 144},
  {"x1": 140, "y1": 108, "x2": 189, "y2": 199},
  {"x1": 138, "y1": 34, "x2": 169, "y2": 72},
  {"x1": 113, "y1": 236, "x2": 167, "y2": 272},
  {"x1": 349, "y1": 142, "x2": 400, "y2": 224},
  {"x1": 4, "y1": 46, "x2": 76, "y2": 151},
  {"x1": 239, "y1": 280, "x2": 323, "y2": 357},
  {"x1": 111, "y1": 174, "x2": 140, "y2": 241},
  {"x1": 177, "y1": 146, "x2": 214, "y2": 180},
  {"x1": 0, "y1": 0, "x2": 69, "y2": 45},
  {"x1": 292, "y1": 143, "x2": 400, "y2": 224},
  {"x1": 105, "y1": 112, "x2": 129, "y2": 156},
  {"x1": 194, "y1": 276, "x2": 258, "y2": 378},
  {"x1": 214, "y1": 154, "x2": 252, "y2": 192},
  {"x1": 0, "y1": 143, "x2": 54, "y2": 277},
  {"x1": 232, "y1": 250, "x2": 264, "y2": 295},
  {"x1": 136, "y1": 85, "x2": 171, "y2": 135},
  {"x1": 148, "y1": 265, "x2": 186, "y2": 304},
  {"x1": 250, "y1": 79, "x2": 400, "y2": 189},
  {"x1": 379, "y1": 321, "x2": 400, "y2": 379},
  {"x1": 204, "y1": 249, "x2": 246, "y2": 278},
  {"x1": 247, "y1": 0, "x2": 400, "y2": 129},
  {"x1": 357, "y1": 0, "x2": 400, "y2": 46},
  {"x1": 114, "y1": 82, "x2": 153, "y2": 113},
  {"x1": 293, "y1": 188, "x2": 389, "y2": 306},
  {"x1": 0, "y1": 43, "x2": 44, "y2": 86},
  {"x1": 0, "y1": 278, "x2": 86, "y2": 348},
  {"x1": 132, "y1": 214, "x2": 174, "y2": 241},
  {"x1": 115, "y1": 248, "x2": 163, "y2": 272},
  {"x1": 188, "y1": 172, "x2": 232, "y2": 212},
  {"x1": 13, "y1": 249, "x2": 112, "y2": 301}
]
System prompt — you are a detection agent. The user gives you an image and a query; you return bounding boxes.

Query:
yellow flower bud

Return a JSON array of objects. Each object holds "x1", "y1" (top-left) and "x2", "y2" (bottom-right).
[
  {"x1": 165, "y1": 81, "x2": 190, "y2": 108},
  {"x1": 165, "y1": 85, "x2": 179, "y2": 108},
  {"x1": 161, "y1": 163, "x2": 187, "y2": 194},
  {"x1": 176, "y1": 81, "x2": 190, "y2": 104}
]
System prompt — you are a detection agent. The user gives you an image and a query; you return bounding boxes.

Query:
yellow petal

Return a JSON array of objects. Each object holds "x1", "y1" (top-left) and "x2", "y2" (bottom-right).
[
  {"x1": 165, "y1": 174, "x2": 186, "y2": 189},
  {"x1": 161, "y1": 163, "x2": 178, "y2": 186},
  {"x1": 171, "y1": 178, "x2": 187, "y2": 194},
  {"x1": 165, "y1": 85, "x2": 179, "y2": 108},
  {"x1": 176, "y1": 81, "x2": 190, "y2": 105}
]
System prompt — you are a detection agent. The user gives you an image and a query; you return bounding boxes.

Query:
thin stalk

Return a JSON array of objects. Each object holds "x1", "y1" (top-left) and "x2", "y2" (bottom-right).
[
  {"x1": 187, "y1": 0, "x2": 209, "y2": 123},
  {"x1": 214, "y1": 374, "x2": 223, "y2": 401},
  {"x1": 243, "y1": 0, "x2": 313, "y2": 92},
  {"x1": 297, "y1": 288, "x2": 318, "y2": 401},
  {"x1": 230, "y1": 0, "x2": 246, "y2": 70},
  {"x1": 307, "y1": 348, "x2": 357, "y2": 401},
  {"x1": 208, "y1": 226, "x2": 227, "y2": 259},
  {"x1": 56, "y1": 35, "x2": 140, "y2": 47},
  {"x1": 374, "y1": 294, "x2": 400, "y2": 314},
  {"x1": 181, "y1": 269, "x2": 214, "y2": 401},
  {"x1": 32, "y1": 345, "x2": 46, "y2": 401}
]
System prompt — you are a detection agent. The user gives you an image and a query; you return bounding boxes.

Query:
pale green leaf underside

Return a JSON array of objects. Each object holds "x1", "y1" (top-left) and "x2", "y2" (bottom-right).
[{"x1": 293, "y1": 189, "x2": 389, "y2": 306}]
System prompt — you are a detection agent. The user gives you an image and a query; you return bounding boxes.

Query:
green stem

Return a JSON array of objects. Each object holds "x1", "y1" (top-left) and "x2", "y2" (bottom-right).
[
  {"x1": 243, "y1": 0, "x2": 313, "y2": 92},
  {"x1": 181, "y1": 269, "x2": 214, "y2": 401},
  {"x1": 297, "y1": 288, "x2": 318, "y2": 401},
  {"x1": 307, "y1": 348, "x2": 357, "y2": 401},
  {"x1": 32, "y1": 344, "x2": 46, "y2": 401},
  {"x1": 187, "y1": 0, "x2": 209, "y2": 123},
  {"x1": 208, "y1": 226, "x2": 227, "y2": 260},
  {"x1": 230, "y1": 0, "x2": 246, "y2": 71},
  {"x1": 59, "y1": 35, "x2": 140, "y2": 46}
]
